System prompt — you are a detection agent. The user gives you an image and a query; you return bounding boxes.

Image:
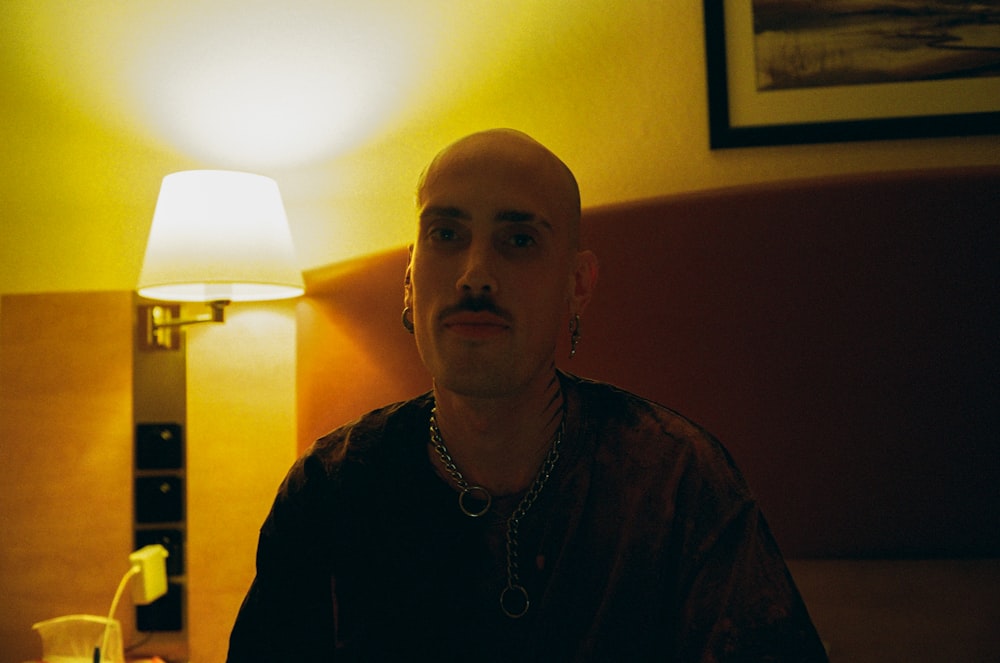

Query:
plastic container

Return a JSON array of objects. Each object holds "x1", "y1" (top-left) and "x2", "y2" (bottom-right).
[{"x1": 32, "y1": 614, "x2": 123, "y2": 663}]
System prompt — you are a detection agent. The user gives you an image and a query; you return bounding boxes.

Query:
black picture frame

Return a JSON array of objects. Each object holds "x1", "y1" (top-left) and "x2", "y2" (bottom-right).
[{"x1": 703, "y1": 1, "x2": 1000, "y2": 149}]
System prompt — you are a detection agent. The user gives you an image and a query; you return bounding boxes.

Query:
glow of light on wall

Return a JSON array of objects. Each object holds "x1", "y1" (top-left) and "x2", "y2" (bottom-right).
[{"x1": 122, "y1": 4, "x2": 423, "y2": 169}]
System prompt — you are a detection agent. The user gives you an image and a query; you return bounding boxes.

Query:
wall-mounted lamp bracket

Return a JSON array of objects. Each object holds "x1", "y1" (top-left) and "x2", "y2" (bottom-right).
[{"x1": 138, "y1": 300, "x2": 230, "y2": 351}]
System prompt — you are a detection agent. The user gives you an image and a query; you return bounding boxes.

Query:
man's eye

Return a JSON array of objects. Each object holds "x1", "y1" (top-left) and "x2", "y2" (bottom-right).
[
  {"x1": 429, "y1": 227, "x2": 459, "y2": 242},
  {"x1": 507, "y1": 233, "x2": 537, "y2": 248}
]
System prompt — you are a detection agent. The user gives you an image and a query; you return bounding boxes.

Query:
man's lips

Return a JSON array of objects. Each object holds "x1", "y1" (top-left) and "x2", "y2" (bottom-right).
[{"x1": 442, "y1": 312, "x2": 510, "y2": 338}]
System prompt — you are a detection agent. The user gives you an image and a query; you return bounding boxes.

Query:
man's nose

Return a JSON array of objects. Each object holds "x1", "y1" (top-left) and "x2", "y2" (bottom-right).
[{"x1": 457, "y1": 240, "x2": 498, "y2": 294}]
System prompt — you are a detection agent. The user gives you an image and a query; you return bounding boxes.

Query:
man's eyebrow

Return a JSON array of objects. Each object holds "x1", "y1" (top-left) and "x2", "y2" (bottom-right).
[
  {"x1": 420, "y1": 206, "x2": 469, "y2": 221},
  {"x1": 420, "y1": 207, "x2": 552, "y2": 230},
  {"x1": 496, "y1": 210, "x2": 552, "y2": 230}
]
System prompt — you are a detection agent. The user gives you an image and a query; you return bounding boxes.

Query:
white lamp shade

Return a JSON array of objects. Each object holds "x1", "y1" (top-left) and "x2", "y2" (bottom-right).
[{"x1": 137, "y1": 170, "x2": 304, "y2": 302}]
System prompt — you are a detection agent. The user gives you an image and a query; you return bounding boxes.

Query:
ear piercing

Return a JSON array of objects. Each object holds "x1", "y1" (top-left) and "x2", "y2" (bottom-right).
[{"x1": 569, "y1": 314, "x2": 581, "y2": 359}]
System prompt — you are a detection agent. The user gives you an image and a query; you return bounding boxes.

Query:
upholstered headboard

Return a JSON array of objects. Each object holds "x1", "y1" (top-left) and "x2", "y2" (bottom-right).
[{"x1": 297, "y1": 166, "x2": 999, "y2": 560}]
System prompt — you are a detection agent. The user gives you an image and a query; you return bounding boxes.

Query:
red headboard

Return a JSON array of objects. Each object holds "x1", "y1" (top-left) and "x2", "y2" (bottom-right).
[{"x1": 298, "y1": 166, "x2": 1000, "y2": 558}]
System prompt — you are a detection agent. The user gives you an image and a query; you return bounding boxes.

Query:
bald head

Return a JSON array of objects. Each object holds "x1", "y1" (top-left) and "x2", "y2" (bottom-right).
[
  {"x1": 405, "y1": 129, "x2": 598, "y2": 398},
  {"x1": 417, "y1": 129, "x2": 582, "y2": 247}
]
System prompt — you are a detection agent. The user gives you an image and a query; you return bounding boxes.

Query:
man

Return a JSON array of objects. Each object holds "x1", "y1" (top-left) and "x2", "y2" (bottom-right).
[{"x1": 227, "y1": 129, "x2": 828, "y2": 661}]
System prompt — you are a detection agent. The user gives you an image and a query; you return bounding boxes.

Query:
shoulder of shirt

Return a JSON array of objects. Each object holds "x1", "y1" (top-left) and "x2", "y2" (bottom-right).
[
  {"x1": 301, "y1": 392, "x2": 434, "y2": 473},
  {"x1": 563, "y1": 372, "x2": 715, "y2": 444},
  {"x1": 265, "y1": 394, "x2": 433, "y2": 523},
  {"x1": 561, "y1": 372, "x2": 751, "y2": 494}
]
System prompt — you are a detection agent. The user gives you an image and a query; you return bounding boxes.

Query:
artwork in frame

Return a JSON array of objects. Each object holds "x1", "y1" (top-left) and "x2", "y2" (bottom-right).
[{"x1": 704, "y1": 0, "x2": 1000, "y2": 148}]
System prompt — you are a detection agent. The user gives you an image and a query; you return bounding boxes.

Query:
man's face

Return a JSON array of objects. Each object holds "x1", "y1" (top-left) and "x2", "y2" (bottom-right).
[{"x1": 405, "y1": 134, "x2": 582, "y2": 399}]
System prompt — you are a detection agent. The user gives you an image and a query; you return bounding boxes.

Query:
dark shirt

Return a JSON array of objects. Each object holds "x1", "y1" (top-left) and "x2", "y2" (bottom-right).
[{"x1": 228, "y1": 373, "x2": 828, "y2": 661}]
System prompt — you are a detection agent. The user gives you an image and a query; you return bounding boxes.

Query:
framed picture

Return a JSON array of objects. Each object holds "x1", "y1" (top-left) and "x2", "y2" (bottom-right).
[{"x1": 704, "y1": 1, "x2": 1000, "y2": 148}]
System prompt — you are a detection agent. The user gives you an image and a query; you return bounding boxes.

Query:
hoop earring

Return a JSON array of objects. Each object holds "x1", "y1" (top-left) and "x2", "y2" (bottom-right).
[
  {"x1": 569, "y1": 314, "x2": 581, "y2": 359},
  {"x1": 401, "y1": 307, "x2": 415, "y2": 334}
]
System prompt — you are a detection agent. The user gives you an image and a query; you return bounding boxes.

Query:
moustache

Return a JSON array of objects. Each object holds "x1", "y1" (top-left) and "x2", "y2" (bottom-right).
[{"x1": 438, "y1": 294, "x2": 513, "y2": 322}]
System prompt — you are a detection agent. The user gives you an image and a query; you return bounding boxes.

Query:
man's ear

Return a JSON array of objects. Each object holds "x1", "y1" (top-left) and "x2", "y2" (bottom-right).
[
  {"x1": 570, "y1": 249, "x2": 599, "y2": 316},
  {"x1": 403, "y1": 244, "x2": 414, "y2": 308}
]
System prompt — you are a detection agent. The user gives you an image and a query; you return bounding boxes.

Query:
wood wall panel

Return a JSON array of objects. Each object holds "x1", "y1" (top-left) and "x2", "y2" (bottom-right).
[
  {"x1": 184, "y1": 301, "x2": 298, "y2": 663},
  {"x1": 788, "y1": 559, "x2": 1000, "y2": 662},
  {"x1": 0, "y1": 292, "x2": 133, "y2": 663}
]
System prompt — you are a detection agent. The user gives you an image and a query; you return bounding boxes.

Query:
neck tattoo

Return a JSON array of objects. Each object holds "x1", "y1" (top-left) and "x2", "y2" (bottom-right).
[{"x1": 428, "y1": 403, "x2": 565, "y2": 619}]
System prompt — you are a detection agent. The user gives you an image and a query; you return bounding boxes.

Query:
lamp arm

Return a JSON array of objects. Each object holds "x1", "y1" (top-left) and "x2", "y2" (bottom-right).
[
  {"x1": 150, "y1": 299, "x2": 229, "y2": 329},
  {"x1": 139, "y1": 300, "x2": 231, "y2": 351}
]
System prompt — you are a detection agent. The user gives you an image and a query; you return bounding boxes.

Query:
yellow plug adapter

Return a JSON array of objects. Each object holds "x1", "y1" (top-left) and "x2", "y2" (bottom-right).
[{"x1": 129, "y1": 544, "x2": 169, "y2": 605}]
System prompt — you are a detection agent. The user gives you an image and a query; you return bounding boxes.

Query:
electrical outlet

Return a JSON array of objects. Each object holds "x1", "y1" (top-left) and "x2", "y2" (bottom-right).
[
  {"x1": 137, "y1": 582, "x2": 183, "y2": 632},
  {"x1": 130, "y1": 544, "x2": 169, "y2": 605}
]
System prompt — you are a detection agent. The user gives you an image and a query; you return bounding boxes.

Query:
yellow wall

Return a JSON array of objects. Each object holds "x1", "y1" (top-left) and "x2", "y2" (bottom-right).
[{"x1": 2, "y1": 2, "x2": 998, "y2": 295}]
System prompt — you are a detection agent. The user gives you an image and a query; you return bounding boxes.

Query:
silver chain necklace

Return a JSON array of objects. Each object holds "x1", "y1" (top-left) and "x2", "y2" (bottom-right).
[{"x1": 428, "y1": 405, "x2": 564, "y2": 618}]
